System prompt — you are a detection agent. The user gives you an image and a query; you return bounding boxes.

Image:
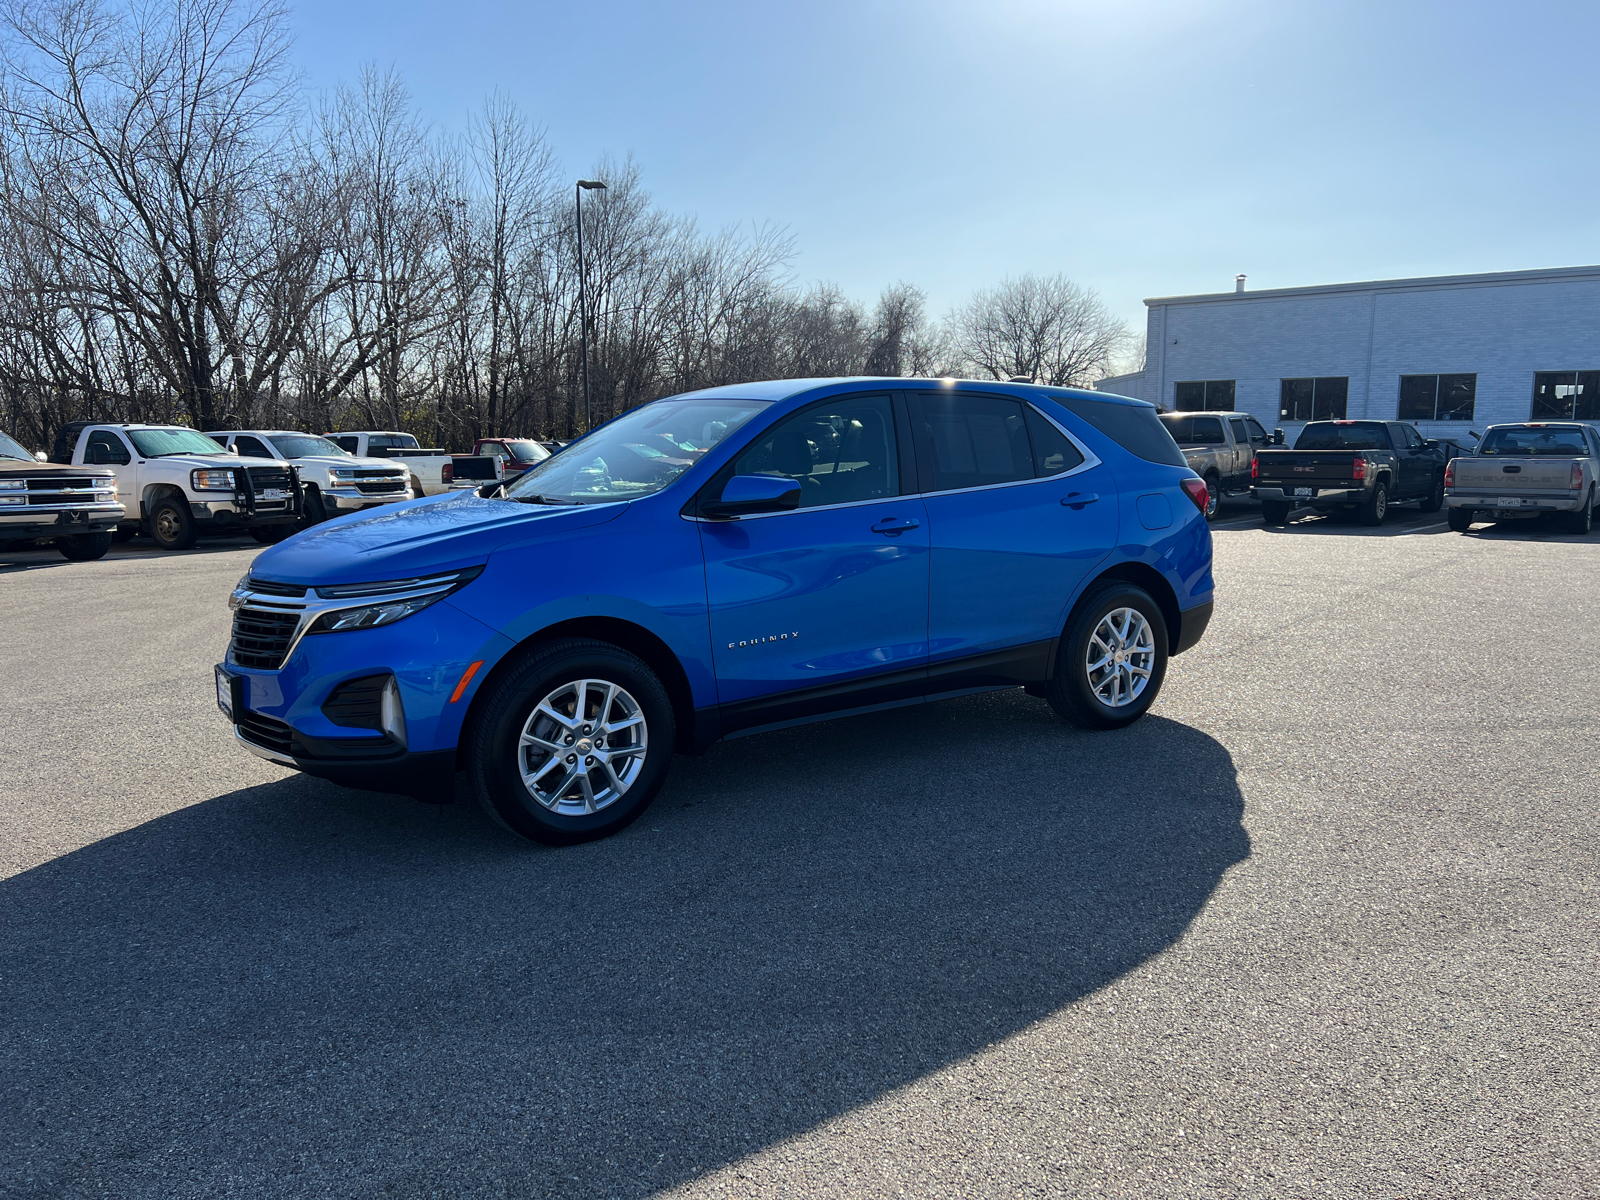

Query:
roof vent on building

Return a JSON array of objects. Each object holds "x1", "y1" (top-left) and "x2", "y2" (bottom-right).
[{"x1": 1235, "y1": 274, "x2": 1247, "y2": 294}]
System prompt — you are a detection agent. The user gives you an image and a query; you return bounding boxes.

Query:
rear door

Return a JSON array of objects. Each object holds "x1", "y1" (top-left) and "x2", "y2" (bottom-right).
[
  {"x1": 700, "y1": 391, "x2": 930, "y2": 732},
  {"x1": 1391, "y1": 424, "x2": 1430, "y2": 496},
  {"x1": 1226, "y1": 417, "x2": 1252, "y2": 487},
  {"x1": 908, "y1": 390, "x2": 1115, "y2": 691}
]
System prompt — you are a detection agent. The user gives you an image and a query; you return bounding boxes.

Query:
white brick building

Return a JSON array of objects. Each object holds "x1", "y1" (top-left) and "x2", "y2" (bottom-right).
[{"x1": 1096, "y1": 265, "x2": 1600, "y2": 441}]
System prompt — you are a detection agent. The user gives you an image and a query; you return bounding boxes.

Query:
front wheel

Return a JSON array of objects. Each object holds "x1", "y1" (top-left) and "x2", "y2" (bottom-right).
[
  {"x1": 249, "y1": 523, "x2": 293, "y2": 545},
  {"x1": 1046, "y1": 583, "x2": 1169, "y2": 731},
  {"x1": 57, "y1": 531, "x2": 112, "y2": 561},
  {"x1": 469, "y1": 639, "x2": 676, "y2": 845},
  {"x1": 1419, "y1": 474, "x2": 1445, "y2": 513},
  {"x1": 147, "y1": 495, "x2": 197, "y2": 551},
  {"x1": 1358, "y1": 481, "x2": 1389, "y2": 526},
  {"x1": 302, "y1": 485, "x2": 328, "y2": 525}
]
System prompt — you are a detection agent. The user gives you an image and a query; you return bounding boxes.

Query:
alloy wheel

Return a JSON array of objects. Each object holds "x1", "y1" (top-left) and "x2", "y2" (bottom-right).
[
  {"x1": 516, "y1": 678, "x2": 648, "y2": 815},
  {"x1": 1086, "y1": 607, "x2": 1155, "y2": 708}
]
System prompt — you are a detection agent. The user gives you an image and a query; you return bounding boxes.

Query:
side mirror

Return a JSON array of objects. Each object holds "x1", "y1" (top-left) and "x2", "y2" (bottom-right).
[
  {"x1": 703, "y1": 474, "x2": 802, "y2": 519},
  {"x1": 33, "y1": 449, "x2": 46, "y2": 462},
  {"x1": 227, "y1": 444, "x2": 239, "y2": 455},
  {"x1": 1272, "y1": 428, "x2": 1286, "y2": 445}
]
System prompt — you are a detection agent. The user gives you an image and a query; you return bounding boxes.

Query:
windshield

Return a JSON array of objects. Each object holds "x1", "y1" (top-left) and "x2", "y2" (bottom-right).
[
  {"x1": 498, "y1": 439, "x2": 549, "y2": 463},
  {"x1": 1479, "y1": 425, "x2": 1590, "y2": 456},
  {"x1": 1293, "y1": 422, "x2": 1391, "y2": 451},
  {"x1": 269, "y1": 434, "x2": 349, "y2": 459},
  {"x1": 1159, "y1": 414, "x2": 1227, "y2": 444},
  {"x1": 0, "y1": 431, "x2": 32, "y2": 461},
  {"x1": 127, "y1": 427, "x2": 233, "y2": 457},
  {"x1": 504, "y1": 400, "x2": 770, "y2": 504}
]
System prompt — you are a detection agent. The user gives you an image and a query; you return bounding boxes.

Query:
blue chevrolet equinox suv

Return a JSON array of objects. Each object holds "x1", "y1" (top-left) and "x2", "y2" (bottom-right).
[{"x1": 217, "y1": 379, "x2": 1214, "y2": 844}]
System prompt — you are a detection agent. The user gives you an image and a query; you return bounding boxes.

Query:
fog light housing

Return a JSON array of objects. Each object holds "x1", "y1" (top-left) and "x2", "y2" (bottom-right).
[{"x1": 380, "y1": 675, "x2": 407, "y2": 749}]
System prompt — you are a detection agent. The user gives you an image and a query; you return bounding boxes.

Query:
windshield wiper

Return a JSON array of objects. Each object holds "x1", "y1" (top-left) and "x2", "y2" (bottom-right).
[{"x1": 513, "y1": 493, "x2": 581, "y2": 506}]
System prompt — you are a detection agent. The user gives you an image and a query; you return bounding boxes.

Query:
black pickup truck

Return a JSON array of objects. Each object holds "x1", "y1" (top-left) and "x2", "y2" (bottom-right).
[{"x1": 1252, "y1": 420, "x2": 1448, "y2": 526}]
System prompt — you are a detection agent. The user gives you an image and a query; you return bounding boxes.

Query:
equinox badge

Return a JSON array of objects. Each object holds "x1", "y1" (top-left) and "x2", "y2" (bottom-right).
[{"x1": 729, "y1": 632, "x2": 799, "y2": 649}]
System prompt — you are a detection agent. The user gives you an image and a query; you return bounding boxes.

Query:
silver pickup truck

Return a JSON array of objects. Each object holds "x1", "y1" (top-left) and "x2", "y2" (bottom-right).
[
  {"x1": 1446, "y1": 422, "x2": 1600, "y2": 534},
  {"x1": 1157, "y1": 411, "x2": 1275, "y2": 520}
]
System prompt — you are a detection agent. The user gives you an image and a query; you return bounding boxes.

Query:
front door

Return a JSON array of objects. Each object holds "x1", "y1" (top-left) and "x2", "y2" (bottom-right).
[
  {"x1": 700, "y1": 392, "x2": 929, "y2": 733},
  {"x1": 906, "y1": 391, "x2": 1117, "y2": 691}
]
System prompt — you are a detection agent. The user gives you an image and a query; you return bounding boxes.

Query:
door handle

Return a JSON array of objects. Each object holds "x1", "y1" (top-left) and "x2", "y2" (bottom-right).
[
  {"x1": 871, "y1": 516, "x2": 920, "y2": 536},
  {"x1": 1061, "y1": 492, "x2": 1100, "y2": 509}
]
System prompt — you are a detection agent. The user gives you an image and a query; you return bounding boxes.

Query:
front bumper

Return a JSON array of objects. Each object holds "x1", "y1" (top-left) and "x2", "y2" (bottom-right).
[
  {"x1": 323, "y1": 486, "x2": 412, "y2": 512},
  {"x1": 0, "y1": 499, "x2": 124, "y2": 537},
  {"x1": 1446, "y1": 492, "x2": 1580, "y2": 515},
  {"x1": 231, "y1": 725, "x2": 456, "y2": 799},
  {"x1": 191, "y1": 498, "x2": 298, "y2": 526}
]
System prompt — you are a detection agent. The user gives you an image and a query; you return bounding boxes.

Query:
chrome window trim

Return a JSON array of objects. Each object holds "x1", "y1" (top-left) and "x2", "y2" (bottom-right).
[{"x1": 680, "y1": 401, "x2": 1101, "y2": 522}]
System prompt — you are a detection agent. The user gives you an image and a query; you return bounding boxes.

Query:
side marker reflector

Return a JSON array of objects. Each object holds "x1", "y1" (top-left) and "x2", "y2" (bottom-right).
[{"x1": 450, "y1": 660, "x2": 485, "y2": 704}]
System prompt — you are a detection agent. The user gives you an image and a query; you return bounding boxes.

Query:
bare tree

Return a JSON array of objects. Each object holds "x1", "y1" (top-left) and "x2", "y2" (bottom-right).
[{"x1": 948, "y1": 273, "x2": 1129, "y2": 388}]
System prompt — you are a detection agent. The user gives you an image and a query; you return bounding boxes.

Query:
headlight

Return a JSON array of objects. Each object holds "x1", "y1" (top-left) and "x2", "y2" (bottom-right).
[
  {"x1": 192, "y1": 468, "x2": 237, "y2": 491},
  {"x1": 330, "y1": 467, "x2": 358, "y2": 480},
  {"x1": 307, "y1": 567, "x2": 483, "y2": 635},
  {"x1": 0, "y1": 479, "x2": 25, "y2": 492}
]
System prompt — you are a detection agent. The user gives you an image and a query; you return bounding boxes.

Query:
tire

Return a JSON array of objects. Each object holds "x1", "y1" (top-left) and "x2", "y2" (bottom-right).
[
  {"x1": 1566, "y1": 488, "x2": 1593, "y2": 535},
  {"x1": 410, "y1": 473, "x2": 426, "y2": 497},
  {"x1": 111, "y1": 526, "x2": 137, "y2": 543},
  {"x1": 469, "y1": 638, "x2": 676, "y2": 845},
  {"x1": 57, "y1": 531, "x2": 112, "y2": 561},
  {"x1": 302, "y1": 485, "x2": 328, "y2": 525},
  {"x1": 250, "y1": 523, "x2": 293, "y2": 544},
  {"x1": 1358, "y1": 480, "x2": 1389, "y2": 526},
  {"x1": 1261, "y1": 500, "x2": 1291, "y2": 526},
  {"x1": 1447, "y1": 507, "x2": 1474, "y2": 533},
  {"x1": 1419, "y1": 474, "x2": 1445, "y2": 513},
  {"x1": 1046, "y1": 582, "x2": 1170, "y2": 731},
  {"x1": 147, "y1": 495, "x2": 197, "y2": 551},
  {"x1": 1203, "y1": 473, "x2": 1221, "y2": 521}
]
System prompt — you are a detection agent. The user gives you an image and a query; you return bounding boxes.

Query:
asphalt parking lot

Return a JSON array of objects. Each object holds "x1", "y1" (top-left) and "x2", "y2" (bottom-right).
[{"x1": 2, "y1": 506, "x2": 1597, "y2": 1199}]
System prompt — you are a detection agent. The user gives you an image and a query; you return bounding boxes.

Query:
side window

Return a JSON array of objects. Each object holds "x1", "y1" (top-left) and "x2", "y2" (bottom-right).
[
  {"x1": 731, "y1": 393, "x2": 898, "y2": 509},
  {"x1": 911, "y1": 393, "x2": 1033, "y2": 491},
  {"x1": 84, "y1": 430, "x2": 130, "y2": 465},
  {"x1": 1228, "y1": 417, "x2": 1249, "y2": 446},
  {"x1": 333, "y1": 436, "x2": 358, "y2": 453},
  {"x1": 1025, "y1": 405, "x2": 1085, "y2": 476},
  {"x1": 234, "y1": 435, "x2": 273, "y2": 458},
  {"x1": 1243, "y1": 417, "x2": 1270, "y2": 446}
]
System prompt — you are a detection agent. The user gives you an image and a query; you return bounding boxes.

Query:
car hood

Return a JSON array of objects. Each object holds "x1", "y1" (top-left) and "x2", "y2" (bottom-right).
[
  {"x1": 249, "y1": 490, "x2": 627, "y2": 586},
  {"x1": 147, "y1": 453, "x2": 287, "y2": 471}
]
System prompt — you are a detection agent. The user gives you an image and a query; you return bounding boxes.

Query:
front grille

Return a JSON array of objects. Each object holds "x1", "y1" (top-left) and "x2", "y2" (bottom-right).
[
  {"x1": 245, "y1": 466, "x2": 293, "y2": 492},
  {"x1": 229, "y1": 606, "x2": 301, "y2": 669},
  {"x1": 354, "y1": 469, "x2": 403, "y2": 479},
  {"x1": 354, "y1": 478, "x2": 407, "y2": 495},
  {"x1": 247, "y1": 579, "x2": 307, "y2": 597},
  {"x1": 236, "y1": 708, "x2": 294, "y2": 756},
  {"x1": 28, "y1": 476, "x2": 98, "y2": 492},
  {"x1": 322, "y1": 675, "x2": 387, "y2": 729}
]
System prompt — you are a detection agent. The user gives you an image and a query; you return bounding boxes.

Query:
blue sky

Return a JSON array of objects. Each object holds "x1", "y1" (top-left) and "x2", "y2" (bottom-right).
[{"x1": 288, "y1": 0, "x2": 1600, "y2": 331}]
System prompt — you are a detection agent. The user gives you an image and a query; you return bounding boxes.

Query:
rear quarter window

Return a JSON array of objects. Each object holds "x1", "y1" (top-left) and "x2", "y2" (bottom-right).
[{"x1": 1057, "y1": 396, "x2": 1186, "y2": 467}]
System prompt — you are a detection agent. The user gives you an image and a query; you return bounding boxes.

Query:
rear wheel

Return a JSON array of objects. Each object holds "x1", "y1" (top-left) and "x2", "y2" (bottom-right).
[
  {"x1": 469, "y1": 639, "x2": 676, "y2": 845},
  {"x1": 1046, "y1": 583, "x2": 1169, "y2": 731},
  {"x1": 1358, "y1": 481, "x2": 1389, "y2": 526},
  {"x1": 57, "y1": 531, "x2": 112, "y2": 561},
  {"x1": 1262, "y1": 500, "x2": 1291, "y2": 526},
  {"x1": 1203, "y1": 473, "x2": 1221, "y2": 520},
  {"x1": 1419, "y1": 474, "x2": 1445, "y2": 513},
  {"x1": 147, "y1": 495, "x2": 196, "y2": 551},
  {"x1": 1448, "y1": 507, "x2": 1474, "y2": 533},
  {"x1": 1566, "y1": 488, "x2": 1593, "y2": 535}
]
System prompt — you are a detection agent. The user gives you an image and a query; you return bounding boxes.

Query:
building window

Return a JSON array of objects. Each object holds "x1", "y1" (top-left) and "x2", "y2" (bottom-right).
[
  {"x1": 1280, "y1": 377, "x2": 1348, "y2": 421},
  {"x1": 1173, "y1": 380, "x2": 1235, "y2": 411},
  {"x1": 1532, "y1": 371, "x2": 1600, "y2": 420},
  {"x1": 1398, "y1": 374, "x2": 1476, "y2": 421}
]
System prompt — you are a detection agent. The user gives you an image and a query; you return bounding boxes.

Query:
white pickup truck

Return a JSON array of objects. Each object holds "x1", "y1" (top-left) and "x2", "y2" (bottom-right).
[
  {"x1": 325, "y1": 431, "x2": 455, "y2": 495},
  {"x1": 50, "y1": 421, "x2": 303, "y2": 550},
  {"x1": 1446, "y1": 422, "x2": 1600, "y2": 534},
  {"x1": 209, "y1": 430, "x2": 412, "y2": 524}
]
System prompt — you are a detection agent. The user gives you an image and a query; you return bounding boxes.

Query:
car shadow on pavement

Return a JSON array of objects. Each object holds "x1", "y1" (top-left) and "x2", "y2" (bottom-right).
[{"x1": 0, "y1": 694, "x2": 1249, "y2": 1199}]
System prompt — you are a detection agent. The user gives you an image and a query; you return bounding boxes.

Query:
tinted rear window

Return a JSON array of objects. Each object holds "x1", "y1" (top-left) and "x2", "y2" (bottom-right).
[
  {"x1": 1293, "y1": 422, "x2": 1391, "y2": 451},
  {"x1": 1058, "y1": 397, "x2": 1186, "y2": 467},
  {"x1": 1479, "y1": 425, "x2": 1591, "y2": 456}
]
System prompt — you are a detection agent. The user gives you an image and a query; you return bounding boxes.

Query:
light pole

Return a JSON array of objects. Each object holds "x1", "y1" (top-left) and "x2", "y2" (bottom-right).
[{"x1": 575, "y1": 179, "x2": 607, "y2": 433}]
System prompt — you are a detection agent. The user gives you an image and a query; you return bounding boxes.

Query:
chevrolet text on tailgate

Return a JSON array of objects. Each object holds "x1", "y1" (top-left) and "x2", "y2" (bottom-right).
[{"x1": 216, "y1": 380, "x2": 1216, "y2": 845}]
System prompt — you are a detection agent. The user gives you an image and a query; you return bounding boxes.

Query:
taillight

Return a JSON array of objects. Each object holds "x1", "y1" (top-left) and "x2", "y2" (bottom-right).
[
  {"x1": 1572, "y1": 463, "x2": 1584, "y2": 490},
  {"x1": 1251, "y1": 456, "x2": 1259, "y2": 480},
  {"x1": 1444, "y1": 459, "x2": 1455, "y2": 488},
  {"x1": 1352, "y1": 457, "x2": 1366, "y2": 481},
  {"x1": 441, "y1": 462, "x2": 454, "y2": 485},
  {"x1": 1180, "y1": 477, "x2": 1208, "y2": 512}
]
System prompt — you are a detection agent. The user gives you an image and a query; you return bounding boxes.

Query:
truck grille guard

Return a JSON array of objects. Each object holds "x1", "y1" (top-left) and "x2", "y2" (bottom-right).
[{"x1": 229, "y1": 465, "x2": 302, "y2": 516}]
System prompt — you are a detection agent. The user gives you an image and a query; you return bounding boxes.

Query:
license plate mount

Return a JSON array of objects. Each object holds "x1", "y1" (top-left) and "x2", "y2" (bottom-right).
[
  {"x1": 1293, "y1": 487, "x2": 1313, "y2": 497},
  {"x1": 261, "y1": 488, "x2": 287, "y2": 501},
  {"x1": 214, "y1": 664, "x2": 239, "y2": 721},
  {"x1": 1496, "y1": 496, "x2": 1522, "y2": 507}
]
